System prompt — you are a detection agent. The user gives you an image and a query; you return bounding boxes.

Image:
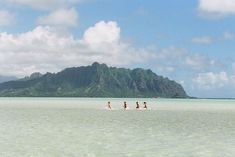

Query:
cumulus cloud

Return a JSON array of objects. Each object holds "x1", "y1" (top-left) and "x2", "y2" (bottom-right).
[
  {"x1": 193, "y1": 72, "x2": 229, "y2": 89},
  {"x1": 5, "y1": 20, "x2": 219, "y2": 78},
  {"x1": 3, "y1": 0, "x2": 81, "y2": 10},
  {"x1": 83, "y1": 21, "x2": 120, "y2": 45},
  {"x1": 198, "y1": 0, "x2": 235, "y2": 18},
  {"x1": 37, "y1": 8, "x2": 79, "y2": 27},
  {"x1": 0, "y1": 21, "x2": 155, "y2": 77},
  {"x1": 0, "y1": 10, "x2": 15, "y2": 26}
]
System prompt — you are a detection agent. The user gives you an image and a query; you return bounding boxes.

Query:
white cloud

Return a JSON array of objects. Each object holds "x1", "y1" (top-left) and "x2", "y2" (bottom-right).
[
  {"x1": 185, "y1": 54, "x2": 224, "y2": 72},
  {"x1": 186, "y1": 56, "x2": 203, "y2": 67},
  {"x1": 193, "y1": 72, "x2": 229, "y2": 89},
  {"x1": 185, "y1": 54, "x2": 212, "y2": 70},
  {"x1": 83, "y1": 21, "x2": 120, "y2": 45},
  {"x1": 0, "y1": 21, "x2": 155, "y2": 77},
  {"x1": 3, "y1": 0, "x2": 81, "y2": 10},
  {"x1": 37, "y1": 8, "x2": 79, "y2": 27},
  {"x1": 149, "y1": 46, "x2": 222, "y2": 73},
  {"x1": 0, "y1": 10, "x2": 15, "y2": 26},
  {"x1": 198, "y1": 0, "x2": 235, "y2": 18},
  {"x1": 192, "y1": 36, "x2": 214, "y2": 44},
  {"x1": 223, "y1": 32, "x2": 234, "y2": 40}
]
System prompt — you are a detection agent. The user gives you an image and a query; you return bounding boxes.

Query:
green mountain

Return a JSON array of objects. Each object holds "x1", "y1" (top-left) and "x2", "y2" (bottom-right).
[{"x1": 0, "y1": 62, "x2": 188, "y2": 98}]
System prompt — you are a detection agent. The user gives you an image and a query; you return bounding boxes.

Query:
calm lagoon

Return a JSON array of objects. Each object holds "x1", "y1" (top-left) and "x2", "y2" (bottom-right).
[{"x1": 0, "y1": 98, "x2": 235, "y2": 157}]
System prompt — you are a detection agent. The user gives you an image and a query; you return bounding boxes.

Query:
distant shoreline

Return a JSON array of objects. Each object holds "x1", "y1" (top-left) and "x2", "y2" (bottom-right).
[{"x1": 0, "y1": 96, "x2": 234, "y2": 100}]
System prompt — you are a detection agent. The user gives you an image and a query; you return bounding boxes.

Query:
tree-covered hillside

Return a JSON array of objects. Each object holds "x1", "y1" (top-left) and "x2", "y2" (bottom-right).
[{"x1": 0, "y1": 62, "x2": 188, "y2": 98}]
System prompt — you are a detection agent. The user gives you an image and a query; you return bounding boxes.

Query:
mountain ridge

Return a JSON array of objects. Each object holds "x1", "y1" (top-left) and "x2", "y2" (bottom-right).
[{"x1": 0, "y1": 62, "x2": 188, "y2": 98}]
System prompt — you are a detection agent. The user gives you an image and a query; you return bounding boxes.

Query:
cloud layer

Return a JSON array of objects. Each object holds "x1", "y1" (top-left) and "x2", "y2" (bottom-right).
[
  {"x1": 3, "y1": 0, "x2": 81, "y2": 10},
  {"x1": 0, "y1": 19, "x2": 220, "y2": 79},
  {"x1": 37, "y1": 8, "x2": 79, "y2": 27},
  {"x1": 193, "y1": 71, "x2": 235, "y2": 89},
  {"x1": 0, "y1": 21, "x2": 155, "y2": 77},
  {"x1": 199, "y1": 0, "x2": 235, "y2": 18}
]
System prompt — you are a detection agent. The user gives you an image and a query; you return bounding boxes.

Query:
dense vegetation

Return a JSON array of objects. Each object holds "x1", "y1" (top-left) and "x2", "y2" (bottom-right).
[{"x1": 0, "y1": 62, "x2": 188, "y2": 98}]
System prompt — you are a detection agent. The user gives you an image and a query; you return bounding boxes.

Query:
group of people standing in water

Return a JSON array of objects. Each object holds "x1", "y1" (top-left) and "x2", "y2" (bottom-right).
[{"x1": 107, "y1": 101, "x2": 148, "y2": 110}]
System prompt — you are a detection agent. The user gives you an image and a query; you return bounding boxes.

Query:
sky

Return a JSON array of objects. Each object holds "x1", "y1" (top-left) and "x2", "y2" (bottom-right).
[{"x1": 0, "y1": 0, "x2": 235, "y2": 98}]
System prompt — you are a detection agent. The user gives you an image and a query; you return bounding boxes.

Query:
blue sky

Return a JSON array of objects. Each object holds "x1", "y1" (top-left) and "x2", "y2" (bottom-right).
[{"x1": 0, "y1": 0, "x2": 235, "y2": 98}]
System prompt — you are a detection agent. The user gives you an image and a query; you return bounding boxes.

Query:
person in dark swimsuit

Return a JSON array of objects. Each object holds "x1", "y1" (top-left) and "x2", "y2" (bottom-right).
[
  {"x1": 136, "y1": 102, "x2": 140, "y2": 109},
  {"x1": 107, "y1": 101, "x2": 112, "y2": 110},
  {"x1": 124, "y1": 101, "x2": 127, "y2": 110},
  {"x1": 143, "y1": 102, "x2": 148, "y2": 109}
]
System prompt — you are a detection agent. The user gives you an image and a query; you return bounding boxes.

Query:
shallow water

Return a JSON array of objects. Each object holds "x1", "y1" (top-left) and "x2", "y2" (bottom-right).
[{"x1": 0, "y1": 98, "x2": 235, "y2": 157}]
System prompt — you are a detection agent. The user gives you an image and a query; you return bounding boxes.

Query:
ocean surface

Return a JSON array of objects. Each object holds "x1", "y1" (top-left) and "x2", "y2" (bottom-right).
[{"x1": 0, "y1": 98, "x2": 235, "y2": 157}]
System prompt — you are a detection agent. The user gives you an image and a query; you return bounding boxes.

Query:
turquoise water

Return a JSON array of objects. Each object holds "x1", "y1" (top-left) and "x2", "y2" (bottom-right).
[{"x1": 0, "y1": 98, "x2": 235, "y2": 157}]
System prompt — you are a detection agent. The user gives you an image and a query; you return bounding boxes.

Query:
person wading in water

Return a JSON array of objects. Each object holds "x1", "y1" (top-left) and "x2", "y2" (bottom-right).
[
  {"x1": 124, "y1": 101, "x2": 128, "y2": 110},
  {"x1": 143, "y1": 102, "x2": 148, "y2": 109},
  {"x1": 107, "y1": 101, "x2": 112, "y2": 110},
  {"x1": 136, "y1": 102, "x2": 140, "y2": 109}
]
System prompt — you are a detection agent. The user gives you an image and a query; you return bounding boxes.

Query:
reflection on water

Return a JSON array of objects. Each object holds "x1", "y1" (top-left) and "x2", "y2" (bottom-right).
[{"x1": 0, "y1": 98, "x2": 235, "y2": 157}]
